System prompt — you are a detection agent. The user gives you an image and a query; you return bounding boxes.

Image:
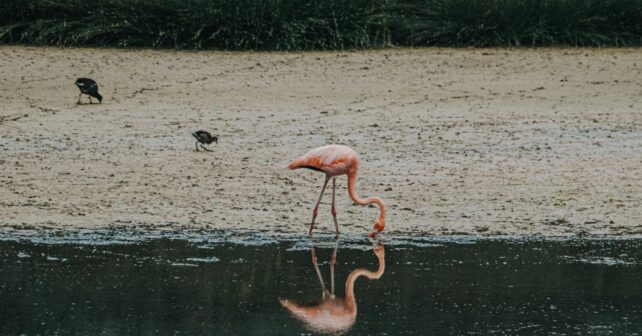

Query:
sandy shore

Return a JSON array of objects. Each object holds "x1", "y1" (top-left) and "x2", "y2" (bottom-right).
[{"x1": 0, "y1": 46, "x2": 640, "y2": 237}]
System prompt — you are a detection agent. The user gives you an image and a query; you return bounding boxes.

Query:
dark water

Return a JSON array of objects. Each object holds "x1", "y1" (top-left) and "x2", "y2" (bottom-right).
[{"x1": 1, "y1": 236, "x2": 641, "y2": 335}]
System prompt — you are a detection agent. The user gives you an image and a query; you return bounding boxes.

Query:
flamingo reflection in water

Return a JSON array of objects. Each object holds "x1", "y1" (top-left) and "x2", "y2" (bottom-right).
[{"x1": 279, "y1": 242, "x2": 385, "y2": 334}]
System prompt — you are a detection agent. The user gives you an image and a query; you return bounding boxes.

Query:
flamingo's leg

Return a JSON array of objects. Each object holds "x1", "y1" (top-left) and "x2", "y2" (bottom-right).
[
  {"x1": 331, "y1": 177, "x2": 339, "y2": 237},
  {"x1": 330, "y1": 242, "x2": 337, "y2": 296},
  {"x1": 310, "y1": 176, "x2": 329, "y2": 235},
  {"x1": 311, "y1": 246, "x2": 327, "y2": 296}
]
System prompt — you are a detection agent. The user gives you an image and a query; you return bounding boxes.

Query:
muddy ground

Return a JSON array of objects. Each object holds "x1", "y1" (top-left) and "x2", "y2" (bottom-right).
[{"x1": 0, "y1": 46, "x2": 640, "y2": 237}]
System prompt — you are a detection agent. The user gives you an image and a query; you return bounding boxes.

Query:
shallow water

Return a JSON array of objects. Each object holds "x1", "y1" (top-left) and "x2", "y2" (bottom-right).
[{"x1": 1, "y1": 236, "x2": 641, "y2": 335}]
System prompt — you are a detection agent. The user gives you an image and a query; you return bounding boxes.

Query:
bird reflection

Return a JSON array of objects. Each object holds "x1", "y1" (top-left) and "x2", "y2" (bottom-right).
[{"x1": 279, "y1": 241, "x2": 385, "y2": 334}]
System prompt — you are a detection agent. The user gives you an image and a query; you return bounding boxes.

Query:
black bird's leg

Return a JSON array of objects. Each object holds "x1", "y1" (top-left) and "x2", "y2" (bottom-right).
[
  {"x1": 77, "y1": 93, "x2": 83, "y2": 104},
  {"x1": 88, "y1": 97, "x2": 93, "y2": 104},
  {"x1": 195, "y1": 141, "x2": 200, "y2": 151},
  {"x1": 201, "y1": 144, "x2": 212, "y2": 152}
]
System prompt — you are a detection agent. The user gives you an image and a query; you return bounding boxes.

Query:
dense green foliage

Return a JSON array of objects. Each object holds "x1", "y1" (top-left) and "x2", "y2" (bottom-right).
[
  {"x1": 393, "y1": 0, "x2": 642, "y2": 46},
  {"x1": 1, "y1": 0, "x2": 641, "y2": 49}
]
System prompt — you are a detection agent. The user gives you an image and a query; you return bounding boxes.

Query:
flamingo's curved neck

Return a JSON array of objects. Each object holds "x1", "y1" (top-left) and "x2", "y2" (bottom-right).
[
  {"x1": 347, "y1": 172, "x2": 386, "y2": 224},
  {"x1": 344, "y1": 249, "x2": 386, "y2": 312}
]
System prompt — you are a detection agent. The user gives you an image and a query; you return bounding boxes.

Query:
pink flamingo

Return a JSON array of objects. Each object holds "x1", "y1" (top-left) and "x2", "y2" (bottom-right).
[
  {"x1": 279, "y1": 243, "x2": 386, "y2": 334},
  {"x1": 287, "y1": 145, "x2": 386, "y2": 237}
]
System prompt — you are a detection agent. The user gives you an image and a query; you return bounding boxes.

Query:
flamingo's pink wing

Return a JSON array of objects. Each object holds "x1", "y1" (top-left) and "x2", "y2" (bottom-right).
[{"x1": 287, "y1": 145, "x2": 357, "y2": 175}]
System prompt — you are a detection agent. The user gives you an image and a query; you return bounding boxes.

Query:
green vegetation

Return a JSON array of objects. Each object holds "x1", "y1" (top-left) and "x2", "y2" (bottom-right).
[
  {"x1": 393, "y1": 0, "x2": 642, "y2": 47},
  {"x1": 1, "y1": 0, "x2": 641, "y2": 50}
]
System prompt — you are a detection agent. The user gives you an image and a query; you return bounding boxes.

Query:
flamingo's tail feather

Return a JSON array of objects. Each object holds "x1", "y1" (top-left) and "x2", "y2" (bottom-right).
[{"x1": 287, "y1": 156, "x2": 306, "y2": 170}]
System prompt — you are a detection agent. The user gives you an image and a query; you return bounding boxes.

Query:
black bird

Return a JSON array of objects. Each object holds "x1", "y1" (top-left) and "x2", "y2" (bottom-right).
[
  {"x1": 192, "y1": 130, "x2": 218, "y2": 151},
  {"x1": 74, "y1": 78, "x2": 102, "y2": 104}
]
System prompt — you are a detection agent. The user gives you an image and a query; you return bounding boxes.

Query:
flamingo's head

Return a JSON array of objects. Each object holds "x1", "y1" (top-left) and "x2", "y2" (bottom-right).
[{"x1": 368, "y1": 219, "x2": 385, "y2": 238}]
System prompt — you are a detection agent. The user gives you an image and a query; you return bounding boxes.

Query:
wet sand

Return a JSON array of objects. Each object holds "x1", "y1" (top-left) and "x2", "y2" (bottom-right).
[{"x1": 0, "y1": 46, "x2": 640, "y2": 237}]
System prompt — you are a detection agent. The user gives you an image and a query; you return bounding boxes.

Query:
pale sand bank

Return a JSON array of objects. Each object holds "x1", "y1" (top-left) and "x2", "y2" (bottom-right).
[{"x1": 0, "y1": 46, "x2": 640, "y2": 237}]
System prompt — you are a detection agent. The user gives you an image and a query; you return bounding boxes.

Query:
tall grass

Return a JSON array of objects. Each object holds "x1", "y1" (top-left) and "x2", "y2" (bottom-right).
[
  {"x1": 392, "y1": 0, "x2": 642, "y2": 47},
  {"x1": 0, "y1": 0, "x2": 392, "y2": 50},
  {"x1": 1, "y1": 0, "x2": 641, "y2": 50}
]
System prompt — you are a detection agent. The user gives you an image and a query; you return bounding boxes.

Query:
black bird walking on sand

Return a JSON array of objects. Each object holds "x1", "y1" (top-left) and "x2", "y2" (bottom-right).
[
  {"x1": 74, "y1": 78, "x2": 102, "y2": 104},
  {"x1": 192, "y1": 130, "x2": 218, "y2": 151}
]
